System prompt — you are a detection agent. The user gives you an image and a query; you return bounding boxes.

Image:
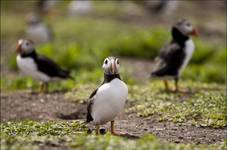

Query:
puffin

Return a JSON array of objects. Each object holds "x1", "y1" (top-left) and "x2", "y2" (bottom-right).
[
  {"x1": 86, "y1": 56, "x2": 128, "y2": 135},
  {"x1": 25, "y1": 14, "x2": 54, "y2": 44},
  {"x1": 36, "y1": 0, "x2": 58, "y2": 16},
  {"x1": 151, "y1": 19, "x2": 198, "y2": 92},
  {"x1": 16, "y1": 39, "x2": 71, "y2": 93},
  {"x1": 68, "y1": 0, "x2": 93, "y2": 17}
]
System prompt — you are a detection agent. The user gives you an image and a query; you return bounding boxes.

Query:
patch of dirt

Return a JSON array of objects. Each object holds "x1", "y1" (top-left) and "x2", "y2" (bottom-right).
[
  {"x1": 0, "y1": 91, "x2": 86, "y2": 122},
  {"x1": 1, "y1": 91, "x2": 226, "y2": 146},
  {"x1": 115, "y1": 115, "x2": 227, "y2": 144}
]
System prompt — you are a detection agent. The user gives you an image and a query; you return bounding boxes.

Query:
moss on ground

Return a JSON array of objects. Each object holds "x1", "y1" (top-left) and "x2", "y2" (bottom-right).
[
  {"x1": 1, "y1": 121, "x2": 226, "y2": 150},
  {"x1": 65, "y1": 81, "x2": 226, "y2": 128}
]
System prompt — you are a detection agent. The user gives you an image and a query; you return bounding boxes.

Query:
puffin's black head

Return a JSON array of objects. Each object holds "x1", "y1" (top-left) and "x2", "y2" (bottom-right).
[
  {"x1": 102, "y1": 56, "x2": 120, "y2": 75},
  {"x1": 173, "y1": 19, "x2": 198, "y2": 37},
  {"x1": 16, "y1": 39, "x2": 35, "y2": 55}
]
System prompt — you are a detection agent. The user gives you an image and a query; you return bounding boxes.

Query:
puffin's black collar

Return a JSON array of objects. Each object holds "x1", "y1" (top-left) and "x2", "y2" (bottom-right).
[
  {"x1": 104, "y1": 73, "x2": 121, "y2": 83},
  {"x1": 171, "y1": 27, "x2": 189, "y2": 47},
  {"x1": 20, "y1": 50, "x2": 37, "y2": 58}
]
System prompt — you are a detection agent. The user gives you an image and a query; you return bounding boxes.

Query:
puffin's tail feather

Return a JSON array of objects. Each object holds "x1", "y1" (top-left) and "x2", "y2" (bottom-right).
[
  {"x1": 86, "y1": 112, "x2": 93, "y2": 123},
  {"x1": 59, "y1": 69, "x2": 73, "y2": 79},
  {"x1": 150, "y1": 71, "x2": 160, "y2": 78}
]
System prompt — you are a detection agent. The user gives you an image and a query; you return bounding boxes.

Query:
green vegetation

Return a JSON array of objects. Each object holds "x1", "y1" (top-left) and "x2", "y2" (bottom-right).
[
  {"x1": 2, "y1": 14, "x2": 226, "y2": 91},
  {"x1": 1, "y1": 1, "x2": 226, "y2": 149},
  {"x1": 127, "y1": 81, "x2": 226, "y2": 128},
  {"x1": 65, "y1": 81, "x2": 226, "y2": 128},
  {"x1": 1, "y1": 121, "x2": 226, "y2": 150}
]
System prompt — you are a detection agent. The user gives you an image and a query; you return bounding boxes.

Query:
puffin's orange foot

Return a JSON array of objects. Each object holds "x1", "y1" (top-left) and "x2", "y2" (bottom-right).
[
  {"x1": 40, "y1": 82, "x2": 49, "y2": 93},
  {"x1": 111, "y1": 131, "x2": 124, "y2": 136},
  {"x1": 110, "y1": 121, "x2": 121, "y2": 136},
  {"x1": 174, "y1": 88, "x2": 190, "y2": 93}
]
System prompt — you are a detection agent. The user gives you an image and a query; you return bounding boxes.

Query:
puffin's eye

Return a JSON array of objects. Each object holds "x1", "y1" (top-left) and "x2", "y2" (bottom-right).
[
  {"x1": 116, "y1": 60, "x2": 119, "y2": 64},
  {"x1": 104, "y1": 59, "x2": 108, "y2": 64},
  {"x1": 186, "y1": 23, "x2": 191, "y2": 27}
]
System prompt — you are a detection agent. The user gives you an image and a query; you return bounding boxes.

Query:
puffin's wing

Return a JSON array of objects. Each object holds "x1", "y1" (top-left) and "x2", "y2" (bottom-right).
[
  {"x1": 36, "y1": 55, "x2": 71, "y2": 78},
  {"x1": 86, "y1": 88, "x2": 98, "y2": 123},
  {"x1": 151, "y1": 42, "x2": 180, "y2": 76},
  {"x1": 159, "y1": 42, "x2": 180, "y2": 59}
]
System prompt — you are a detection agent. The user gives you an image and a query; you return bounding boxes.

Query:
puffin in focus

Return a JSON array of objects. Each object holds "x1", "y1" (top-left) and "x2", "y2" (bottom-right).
[
  {"x1": 151, "y1": 19, "x2": 198, "y2": 92},
  {"x1": 86, "y1": 56, "x2": 128, "y2": 135},
  {"x1": 16, "y1": 39, "x2": 71, "y2": 93},
  {"x1": 25, "y1": 14, "x2": 54, "y2": 44}
]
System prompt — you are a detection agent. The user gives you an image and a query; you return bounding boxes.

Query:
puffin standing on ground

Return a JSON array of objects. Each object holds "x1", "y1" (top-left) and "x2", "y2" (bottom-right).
[
  {"x1": 16, "y1": 39, "x2": 71, "y2": 93},
  {"x1": 86, "y1": 56, "x2": 128, "y2": 135},
  {"x1": 151, "y1": 19, "x2": 198, "y2": 92},
  {"x1": 25, "y1": 14, "x2": 54, "y2": 44}
]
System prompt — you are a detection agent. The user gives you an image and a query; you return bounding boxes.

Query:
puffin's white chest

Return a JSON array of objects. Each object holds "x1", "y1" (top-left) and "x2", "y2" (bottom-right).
[
  {"x1": 16, "y1": 55, "x2": 50, "y2": 82},
  {"x1": 26, "y1": 24, "x2": 50, "y2": 44},
  {"x1": 179, "y1": 39, "x2": 195, "y2": 74},
  {"x1": 91, "y1": 78, "x2": 128, "y2": 125}
]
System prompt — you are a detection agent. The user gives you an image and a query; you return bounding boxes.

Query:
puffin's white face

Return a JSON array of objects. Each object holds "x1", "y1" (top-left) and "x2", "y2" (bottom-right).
[
  {"x1": 175, "y1": 19, "x2": 198, "y2": 36},
  {"x1": 26, "y1": 13, "x2": 41, "y2": 25},
  {"x1": 16, "y1": 39, "x2": 35, "y2": 54},
  {"x1": 102, "y1": 57, "x2": 120, "y2": 75}
]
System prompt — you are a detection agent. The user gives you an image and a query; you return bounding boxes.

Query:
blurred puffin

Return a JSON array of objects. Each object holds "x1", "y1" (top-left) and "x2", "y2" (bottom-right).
[
  {"x1": 25, "y1": 14, "x2": 54, "y2": 44},
  {"x1": 86, "y1": 56, "x2": 128, "y2": 135},
  {"x1": 36, "y1": 0, "x2": 58, "y2": 16},
  {"x1": 16, "y1": 39, "x2": 71, "y2": 93},
  {"x1": 151, "y1": 19, "x2": 198, "y2": 92},
  {"x1": 68, "y1": 0, "x2": 93, "y2": 17}
]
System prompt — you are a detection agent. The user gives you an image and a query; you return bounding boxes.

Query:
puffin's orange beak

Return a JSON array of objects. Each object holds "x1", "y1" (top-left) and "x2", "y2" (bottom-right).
[
  {"x1": 191, "y1": 28, "x2": 199, "y2": 37},
  {"x1": 16, "y1": 43, "x2": 22, "y2": 53},
  {"x1": 111, "y1": 63, "x2": 117, "y2": 74}
]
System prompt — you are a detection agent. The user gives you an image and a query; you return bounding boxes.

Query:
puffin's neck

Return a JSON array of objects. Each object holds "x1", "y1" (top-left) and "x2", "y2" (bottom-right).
[
  {"x1": 171, "y1": 27, "x2": 189, "y2": 47},
  {"x1": 104, "y1": 73, "x2": 121, "y2": 83},
  {"x1": 20, "y1": 50, "x2": 37, "y2": 59}
]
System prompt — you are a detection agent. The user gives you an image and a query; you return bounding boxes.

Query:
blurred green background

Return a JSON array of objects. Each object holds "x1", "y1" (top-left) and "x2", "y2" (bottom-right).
[
  {"x1": 0, "y1": 1, "x2": 226, "y2": 150},
  {"x1": 1, "y1": 0, "x2": 226, "y2": 91}
]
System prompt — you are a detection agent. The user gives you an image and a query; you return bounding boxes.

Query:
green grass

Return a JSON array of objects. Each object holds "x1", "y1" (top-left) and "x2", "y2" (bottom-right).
[
  {"x1": 4, "y1": 16, "x2": 226, "y2": 86},
  {"x1": 0, "y1": 67, "x2": 135, "y2": 92},
  {"x1": 1, "y1": 2, "x2": 226, "y2": 149},
  {"x1": 1, "y1": 120, "x2": 226, "y2": 150},
  {"x1": 127, "y1": 81, "x2": 226, "y2": 128},
  {"x1": 65, "y1": 81, "x2": 226, "y2": 128}
]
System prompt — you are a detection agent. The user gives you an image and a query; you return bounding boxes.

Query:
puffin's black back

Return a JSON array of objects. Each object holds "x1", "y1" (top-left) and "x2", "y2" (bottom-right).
[
  {"x1": 151, "y1": 27, "x2": 189, "y2": 77},
  {"x1": 36, "y1": 55, "x2": 70, "y2": 78},
  {"x1": 20, "y1": 51, "x2": 71, "y2": 79}
]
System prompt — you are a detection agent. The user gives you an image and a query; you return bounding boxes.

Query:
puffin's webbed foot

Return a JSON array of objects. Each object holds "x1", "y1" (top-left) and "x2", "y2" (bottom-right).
[
  {"x1": 174, "y1": 87, "x2": 190, "y2": 93},
  {"x1": 40, "y1": 82, "x2": 48, "y2": 93},
  {"x1": 163, "y1": 80, "x2": 175, "y2": 92},
  {"x1": 95, "y1": 125, "x2": 100, "y2": 135},
  {"x1": 110, "y1": 120, "x2": 123, "y2": 136}
]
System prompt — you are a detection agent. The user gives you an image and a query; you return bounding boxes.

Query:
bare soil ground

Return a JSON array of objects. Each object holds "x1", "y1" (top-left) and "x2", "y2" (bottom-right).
[{"x1": 1, "y1": 91, "x2": 226, "y2": 145}]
